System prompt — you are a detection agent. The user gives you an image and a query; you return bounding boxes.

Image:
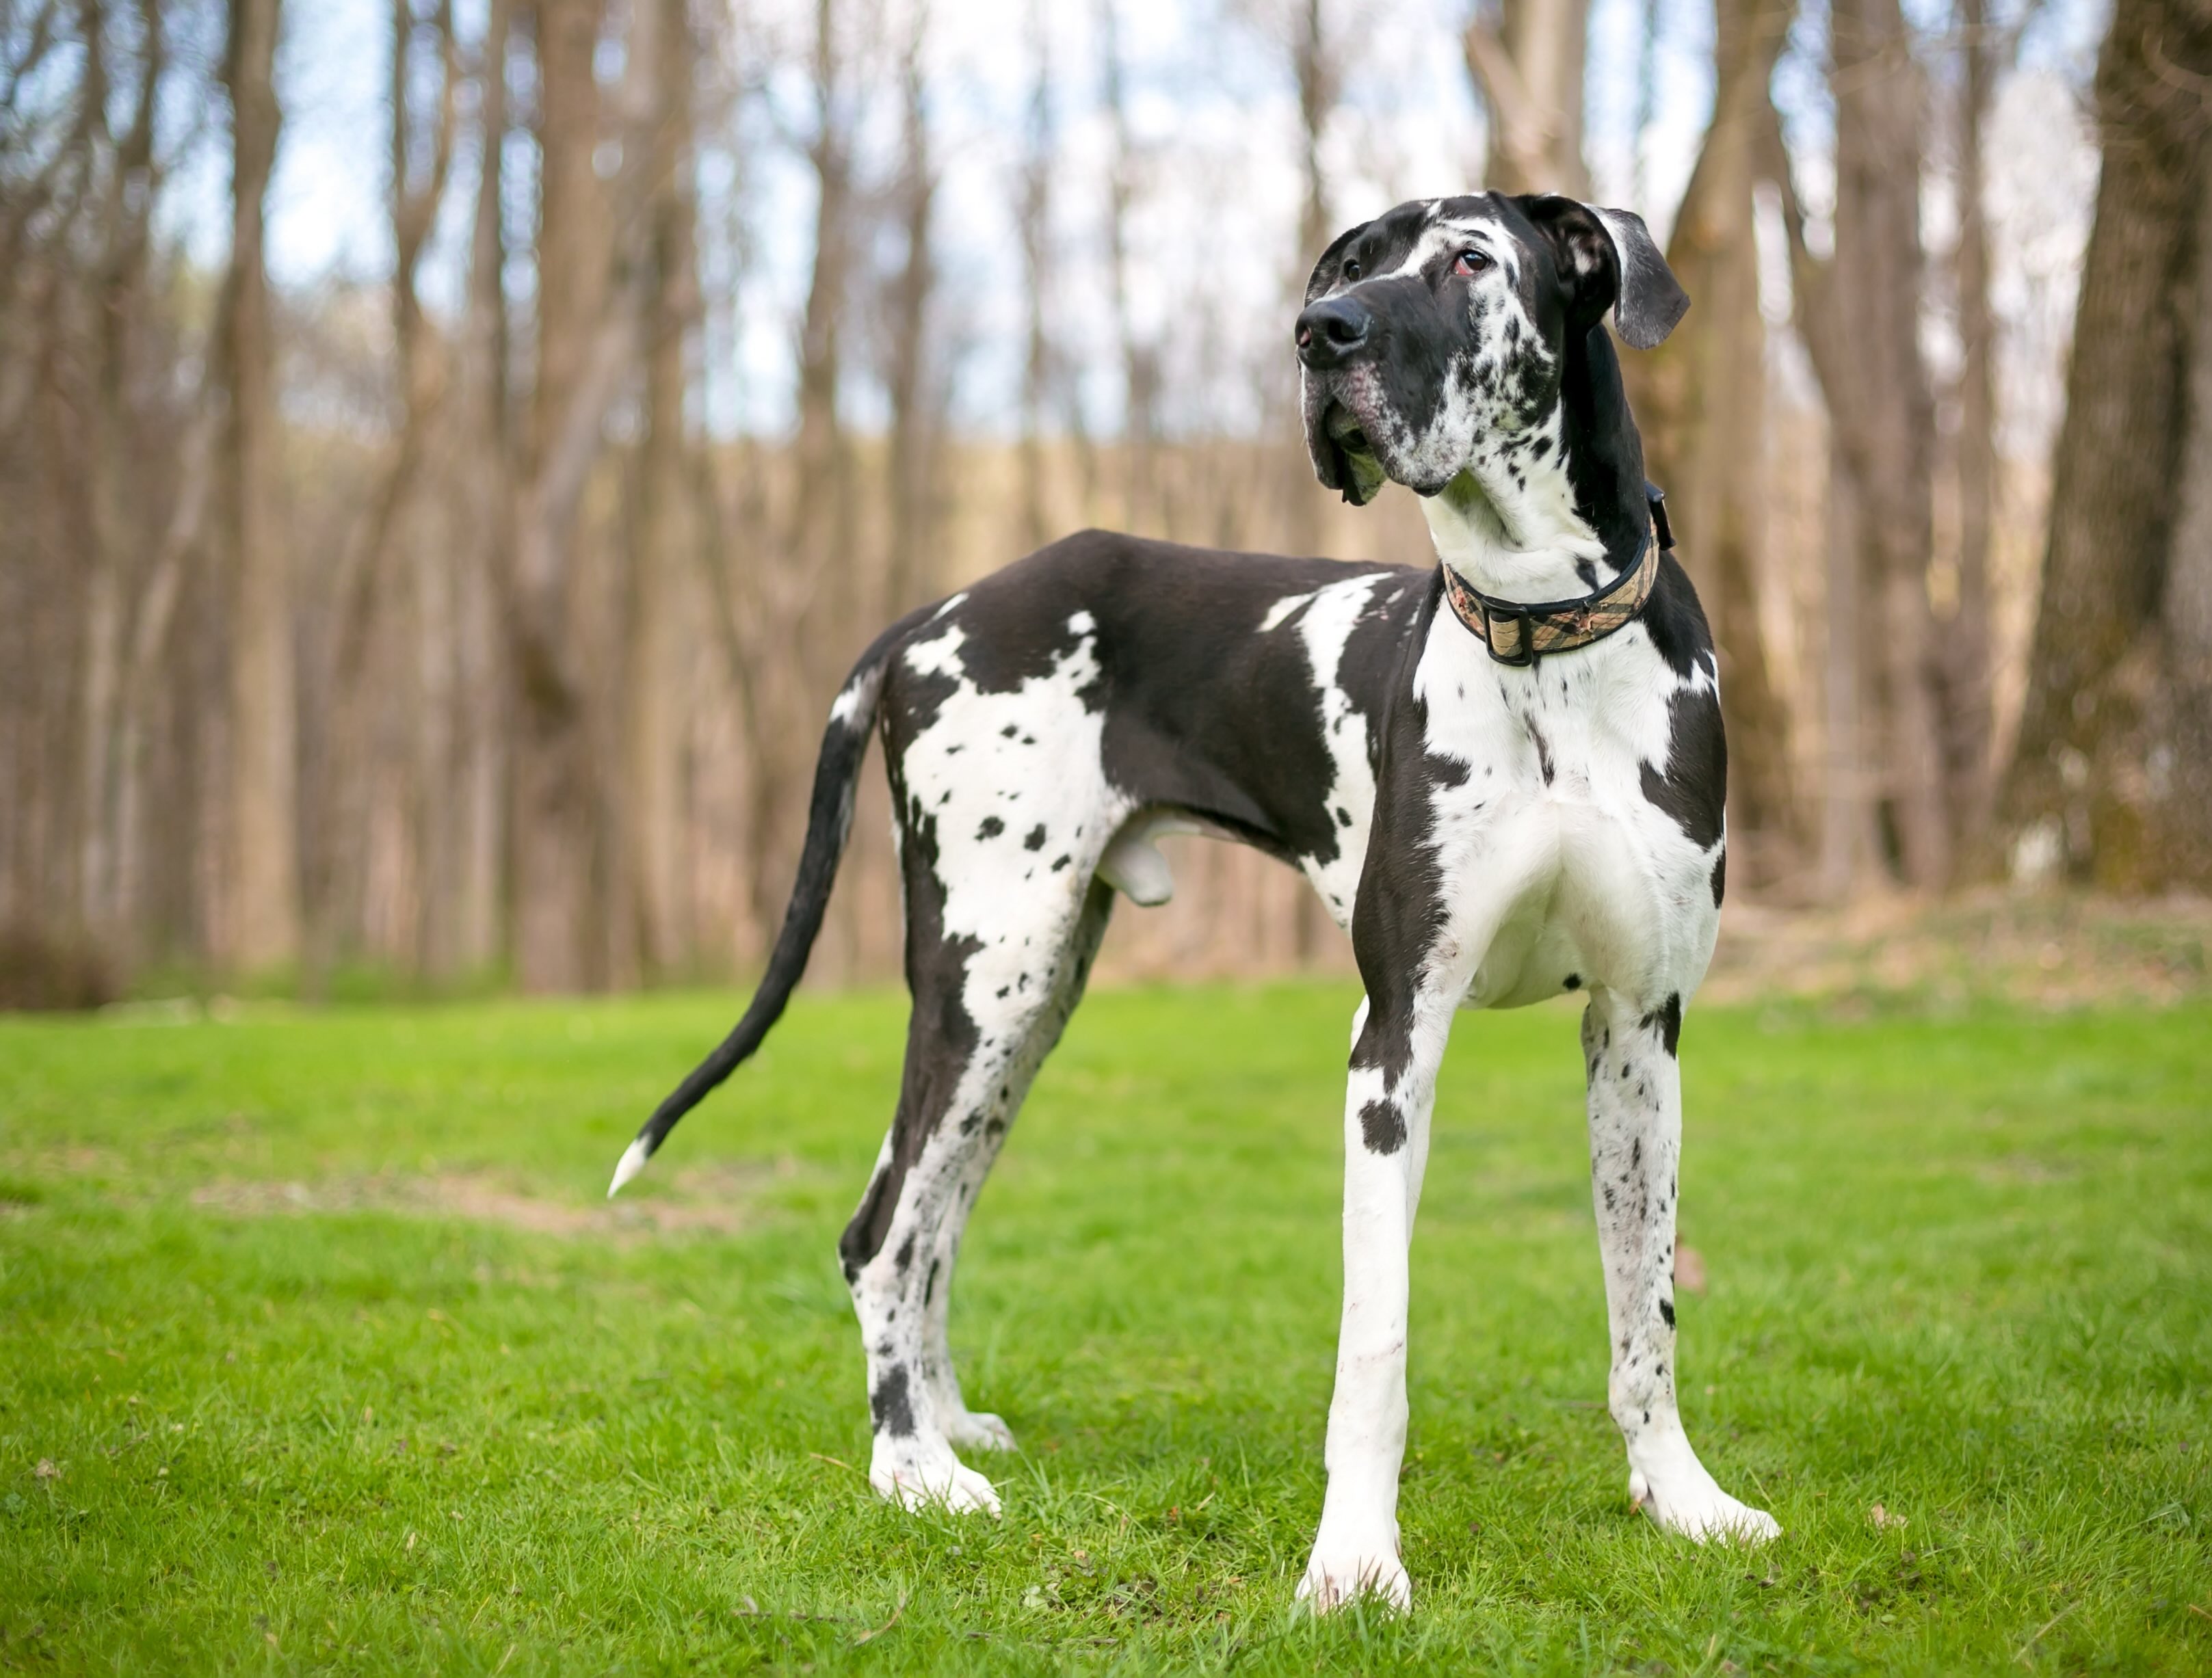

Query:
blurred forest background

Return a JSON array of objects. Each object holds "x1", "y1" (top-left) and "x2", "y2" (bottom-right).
[{"x1": 2, "y1": 0, "x2": 2209, "y2": 1002}]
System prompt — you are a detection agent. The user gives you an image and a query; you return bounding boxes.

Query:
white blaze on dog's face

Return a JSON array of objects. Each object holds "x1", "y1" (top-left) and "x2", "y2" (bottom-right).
[{"x1": 1293, "y1": 193, "x2": 1687, "y2": 509}]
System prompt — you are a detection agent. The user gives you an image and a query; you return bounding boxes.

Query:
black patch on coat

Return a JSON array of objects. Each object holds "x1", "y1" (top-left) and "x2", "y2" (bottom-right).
[
  {"x1": 1638, "y1": 684, "x2": 1726, "y2": 851},
  {"x1": 1360, "y1": 1100, "x2": 1408, "y2": 1155},
  {"x1": 1635, "y1": 554, "x2": 1715, "y2": 681},
  {"x1": 977, "y1": 815, "x2": 1004, "y2": 840},
  {"x1": 949, "y1": 532, "x2": 1425, "y2": 869},
  {"x1": 1023, "y1": 824, "x2": 1046, "y2": 851},
  {"x1": 1659, "y1": 1297, "x2": 1676, "y2": 1328},
  {"x1": 870, "y1": 1366, "x2": 915, "y2": 1437},
  {"x1": 1347, "y1": 578, "x2": 1456, "y2": 1095},
  {"x1": 1642, "y1": 993, "x2": 1683, "y2": 1057},
  {"x1": 1709, "y1": 847, "x2": 1726, "y2": 906}
]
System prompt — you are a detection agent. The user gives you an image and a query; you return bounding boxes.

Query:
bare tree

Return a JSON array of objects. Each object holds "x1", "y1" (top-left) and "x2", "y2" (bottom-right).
[
  {"x1": 747, "y1": 0, "x2": 862, "y2": 945},
  {"x1": 1291, "y1": 0, "x2": 1337, "y2": 266},
  {"x1": 506, "y1": 0, "x2": 610, "y2": 991},
  {"x1": 1773, "y1": 0, "x2": 1949, "y2": 892},
  {"x1": 220, "y1": 0, "x2": 300, "y2": 971},
  {"x1": 1939, "y1": 0, "x2": 2000, "y2": 861},
  {"x1": 1462, "y1": 0, "x2": 1590, "y2": 195},
  {"x1": 1628, "y1": 0, "x2": 1800, "y2": 886},
  {"x1": 1014, "y1": 0, "x2": 1055, "y2": 551},
  {"x1": 882, "y1": 0, "x2": 940, "y2": 614},
  {"x1": 1997, "y1": 0, "x2": 2212, "y2": 888},
  {"x1": 1098, "y1": 0, "x2": 1157, "y2": 530},
  {"x1": 76, "y1": 0, "x2": 167, "y2": 946},
  {"x1": 625, "y1": 0, "x2": 701, "y2": 979}
]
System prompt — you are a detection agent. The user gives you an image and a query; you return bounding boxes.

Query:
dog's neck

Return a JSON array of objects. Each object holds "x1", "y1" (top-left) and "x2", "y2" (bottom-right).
[{"x1": 1420, "y1": 325, "x2": 1652, "y2": 604}]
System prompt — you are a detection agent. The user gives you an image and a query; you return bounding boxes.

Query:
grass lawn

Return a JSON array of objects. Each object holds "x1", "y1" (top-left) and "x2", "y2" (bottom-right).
[{"x1": 1, "y1": 982, "x2": 2208, "y2": 1673}]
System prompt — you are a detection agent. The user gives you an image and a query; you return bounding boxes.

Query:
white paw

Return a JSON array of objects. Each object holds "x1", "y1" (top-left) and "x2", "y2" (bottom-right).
[
  {"x1": 1296, "y1": 1546, "x2": 1412, "y2": 1614},
  {"x1": 870, "y1": 1450, "x2": 1002, "y2": 1517},
  {"x1": 943, "y1": 1410, "x2": 1018, "y2": 1452},
  {"x1": 1629, "y1": 1468, "x2": 1780, "y2": 1543}
]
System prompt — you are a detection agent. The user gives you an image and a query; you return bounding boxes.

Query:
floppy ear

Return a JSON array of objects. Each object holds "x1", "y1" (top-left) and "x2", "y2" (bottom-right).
[{"x1": 1520, "y1": 195, "x2": 1689, "y2": 351}]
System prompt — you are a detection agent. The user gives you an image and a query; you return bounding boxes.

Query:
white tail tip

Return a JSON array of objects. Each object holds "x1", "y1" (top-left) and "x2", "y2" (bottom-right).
[{"x1": 607, "y1": 1137, "x2": 652, "y2": 1199}]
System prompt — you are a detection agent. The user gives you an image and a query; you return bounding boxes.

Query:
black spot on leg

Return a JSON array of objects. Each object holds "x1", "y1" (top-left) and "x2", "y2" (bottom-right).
[
  {"x1": 1641, "y1": 993, "x2": 1683, "y2": 1057},
  {"x1": 1001, "y1": 723, "x2": 1018, "y2": 737},
  {"x1": 1024, "y1": 824, "x2": 1047, "y2": 851},
  {"x1": 1710, "y1": 846, "x2": 1726, "y2": 906},
  {"x1": 1360, "y1": 1100, "x2": 1407, "y2": 1155},
  {"x1": 871, "y1": 1368, "x2": 916, "y2": 1438},
  {"x1": 925, "y1": 1259, "x2": 940, "y2": 1305},
  {"x1": 977, "y1": 815, "x2": 1004, "y2": 840},
  {"x1": 1660, "y1": 1298, "x2": 1676, "y2": 1327},
  {"x1": 1564, "y1": 973, "x2": 1581, "y2": 991},
  {"x1": 895, "y1": 1233, "x2": 916, "y2": 1270},
  {"x1": 1051, "y1": 855, "x2": 1071, "y2": 872}
]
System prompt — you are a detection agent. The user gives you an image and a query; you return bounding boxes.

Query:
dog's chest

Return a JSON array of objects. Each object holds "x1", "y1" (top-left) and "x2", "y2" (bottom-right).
[{"x1": 1404, "y1": 614, "x2": 1719, "y2": 1002}]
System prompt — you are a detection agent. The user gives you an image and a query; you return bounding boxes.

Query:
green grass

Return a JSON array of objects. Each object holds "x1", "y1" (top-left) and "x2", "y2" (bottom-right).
[{"x1": 1, "y1": 984, "x2": 2208, "y2": 1673}]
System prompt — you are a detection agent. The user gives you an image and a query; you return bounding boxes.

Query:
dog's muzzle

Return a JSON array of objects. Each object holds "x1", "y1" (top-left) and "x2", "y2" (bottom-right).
[{"x1": 1296, "y1": 296, "x2": 1390, "y2": 507}]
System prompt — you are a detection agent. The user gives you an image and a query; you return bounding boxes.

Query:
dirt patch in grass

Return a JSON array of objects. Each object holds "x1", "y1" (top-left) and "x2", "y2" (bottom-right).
[
  {"x1": 185, "y1": 1161, "x2": 791, "y2": 1240},
  {"x1": 1704, "y1": 888, "x2": 2212, "y2": 1009}
]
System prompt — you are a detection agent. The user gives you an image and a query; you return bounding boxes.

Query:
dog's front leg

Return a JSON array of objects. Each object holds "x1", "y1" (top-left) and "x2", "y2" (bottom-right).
[
  {"x1": 1581, "y1": 986, "x2": 1778, "y2": 1543},
  {"x1": 1297, "y1": 989, "x2": 1452, "y2": 1612}
]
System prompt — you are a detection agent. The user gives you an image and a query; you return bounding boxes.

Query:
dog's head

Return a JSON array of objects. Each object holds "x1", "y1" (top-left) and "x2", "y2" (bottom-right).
[{"x1": 1295, "y1": 194, "x2": 1687, "y2": 506}]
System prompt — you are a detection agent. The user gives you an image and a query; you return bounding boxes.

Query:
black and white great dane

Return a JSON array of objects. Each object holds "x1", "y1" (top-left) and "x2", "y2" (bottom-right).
[{"x1": 611, "y1": 191, "x2": 1780, "y2": 1608}]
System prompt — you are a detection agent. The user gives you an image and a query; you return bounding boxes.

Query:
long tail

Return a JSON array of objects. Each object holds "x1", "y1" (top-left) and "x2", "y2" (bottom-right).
[{"x1": 607, "y1": 620, "x2": 907, "y2": 1197}]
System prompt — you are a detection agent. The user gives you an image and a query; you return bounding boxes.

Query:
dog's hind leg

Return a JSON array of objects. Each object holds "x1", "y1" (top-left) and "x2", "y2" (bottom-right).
[
  {"x1": 920, "y1": 878, "x2": 1114, "y2": 1452},
  {"x1": 1581, "y1": 985, "x2": 1778, "y2": 1543},
  {"x1": 839, "y1": 876, "x2": 1115, "y2": 1514}
]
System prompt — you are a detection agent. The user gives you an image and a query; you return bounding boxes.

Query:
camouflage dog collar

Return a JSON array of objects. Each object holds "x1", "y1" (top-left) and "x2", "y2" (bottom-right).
[{"x1": 1442, "y1": 483, "x2": 1672, "y2": 669}]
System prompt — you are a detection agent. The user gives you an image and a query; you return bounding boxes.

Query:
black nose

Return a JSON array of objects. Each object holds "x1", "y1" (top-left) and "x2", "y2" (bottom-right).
[{"x1": 1295, "y1": 295, "x2": 1373, "y2": 369}]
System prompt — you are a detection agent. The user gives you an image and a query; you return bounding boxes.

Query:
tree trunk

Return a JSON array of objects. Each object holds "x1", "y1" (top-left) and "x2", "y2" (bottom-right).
[
  {"x1": 220, "y1": 0, "x2": 300, "y2": 973},
  {"x1": 79, "y1": 0, "x2": 163, "y2": 948},
  {"x1": 1627, "y1": 0, "x2": 1798, "y2": 888},
  {"x1": 510, "y1": 0, "x2": 607, "y2": 992},
  {"x1": 457, "y1": 0, "x2": 514, "y2": 976},
  {"x1": 1775, "y1": 0, "x2": 1947, "y2": 892},
  {"x1": 1463, "y1": 0, "x2": 1590, "y2": 196},
  {"x1": 1997, "y1": 0, "x2": 2212, "y2": 888},
  {"x1": 1941, "y1": 0, "x2": 1999, "y2": 862},
  {"x1": 625, "y1": 0, "x2": 697, "y2": 981},
  {"x1": 1016, "y1": 0, "x2": 1055, "y2": 552},
  {"x1": 884, "y1": 1, "x2": 939, "y2": 615},
  {"x1": 1099, "y1": 0, "x2": 1156, "y2": 531},
  {"x1": 746, "y1": 0, "x2": 853, "y2": 948},
  {"x1": 2163, "y1": 150, "x2": 2212, "y2": 885}
]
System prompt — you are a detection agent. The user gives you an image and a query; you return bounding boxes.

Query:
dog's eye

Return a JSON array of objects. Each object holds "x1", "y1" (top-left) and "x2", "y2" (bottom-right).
[
  {"x1": 1453, "y1": 248, "x2": 1491, "y2": 277},
  {"x1": 1342, "y1": 258, "x2": 1362, "y2": 282}
]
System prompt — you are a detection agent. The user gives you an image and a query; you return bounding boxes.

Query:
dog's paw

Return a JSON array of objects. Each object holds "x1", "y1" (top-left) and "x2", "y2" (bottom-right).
[
  {"x1": 1629, "y1": 1469, "x2": 1780, "y2": 1544},
  {"x1": 871, "y1": 1450, "x2": 1002, "y2": 1517},
  {"x1": 1296, "y1": 1547, "x2": 1412, "y2": 1614},
  {"x1": 943, "y1": 1410, "x2": 1018, "y2": 1453}
]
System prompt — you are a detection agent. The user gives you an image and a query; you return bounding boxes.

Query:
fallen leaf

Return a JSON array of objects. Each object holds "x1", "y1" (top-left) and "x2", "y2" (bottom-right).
[
  {"x1": 34, "y1": 1459, "x2": 58, "y2": 1480},
  {"x1": 1868, "y1": 1503, "x2": 1906, "y2": 1529},
  {"x1": 1676, "y1": 1244, "x2": 1709, "y2": 1294}
]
